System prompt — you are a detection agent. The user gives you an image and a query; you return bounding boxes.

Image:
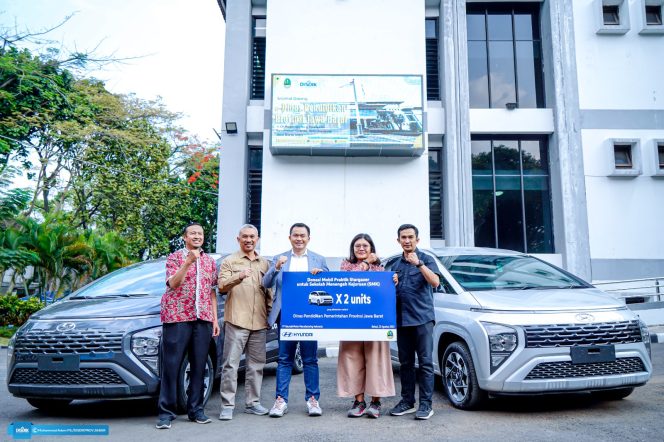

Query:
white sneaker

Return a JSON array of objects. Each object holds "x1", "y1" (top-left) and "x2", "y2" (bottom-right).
[
  {"x1": 307, "y1": 396, "x2": 322, "y2": 416},
  {"x1": 269, "y1": 397, "x2": 288, "y2": 417}
]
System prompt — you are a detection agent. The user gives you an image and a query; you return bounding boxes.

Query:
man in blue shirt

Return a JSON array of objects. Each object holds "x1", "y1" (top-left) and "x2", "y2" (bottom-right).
[{"x1": 389, "y1": 224, "x2": 440, "y2": 420}]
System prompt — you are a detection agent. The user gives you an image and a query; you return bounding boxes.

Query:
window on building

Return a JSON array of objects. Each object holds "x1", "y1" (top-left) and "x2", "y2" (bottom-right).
[
  {"x1": 646, "y1": 5, "x2": 663, "y2": 25},
  {"x1": 246, "y1": 145, "x2": 263, "y2": 234},
  {"x1": 471, "y1": 136, "x2": 553, "y2": 253},
  {"x1": 428, "y1": 145, "x2": 443, "y2": 239},
  {"x1": 251, "y1": 18, "x2": 266, "y2": 100},
  {"x1": 466, "y1": 3, "x2": 544, "y2": 109},
  {"x1": 613, "y1": 144, "x2": 633, "y2": 169},
  {"x1": 596, "y1": 0, "x2": 631, "y2": 34},
  {"x1": 603, "y1": 5, "x2": 621, "y2": 24},
  {"x1": 425, "y1": 18, "x2": 441, "y2": 101},
  {"x1": 658, "y1": 143, "x2": 664, "y2": 169}
]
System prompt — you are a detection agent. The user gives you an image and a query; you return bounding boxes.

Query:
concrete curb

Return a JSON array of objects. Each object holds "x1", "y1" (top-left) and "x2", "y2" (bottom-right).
[
  {"x1": 317, "y1": 346, "x2": 339, "y2": 358},
  {"x1": 651, "y1": 333, "x2": 664, "y2": 344}
]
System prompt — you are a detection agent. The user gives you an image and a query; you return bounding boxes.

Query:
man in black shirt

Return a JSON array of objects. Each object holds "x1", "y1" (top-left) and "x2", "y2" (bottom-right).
[{"x1": 389, "y1": 224, "x2": 440, "y2": 420}]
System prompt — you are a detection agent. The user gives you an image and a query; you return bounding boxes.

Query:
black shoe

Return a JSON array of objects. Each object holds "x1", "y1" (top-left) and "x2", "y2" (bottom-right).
[
  {"x1": 415, "y1": 403, "x2": 434, "y2": 420},
  {"x1": 155, "y1": 418, "x2": 171, "y2": 429},
  {"x1": 389, "y1": 400, "x2": 416, "y2": 416},
  {"x1": 189, "y1": 412, "x2": 212, "y2": 424}
]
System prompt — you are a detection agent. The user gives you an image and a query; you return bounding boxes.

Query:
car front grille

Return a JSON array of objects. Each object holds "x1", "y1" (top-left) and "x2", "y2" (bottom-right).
[
  {"x1": 524, "y1": 357, "x2": 646, "y2": 380},
  {"x1": 14, "y1": 330, "x2": 123, "y2": 355},
  {"x1": 10, "y1": 368, "x2": 125, "y2": 385},
  {"x1": 523, "y1": 320, "x2": 642, "y2": 348}
]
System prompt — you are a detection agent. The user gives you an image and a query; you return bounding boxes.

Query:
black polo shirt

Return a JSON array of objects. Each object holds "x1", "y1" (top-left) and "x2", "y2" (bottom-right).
[{"x1": 393, "y1": 249, "x2": 437, "y2": 327}]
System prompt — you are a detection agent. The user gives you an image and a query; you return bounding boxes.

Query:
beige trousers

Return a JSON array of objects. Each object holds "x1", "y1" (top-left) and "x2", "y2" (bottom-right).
[
  {"x1": 219, "y1": 322, "x2": 266, "y2": 408},
  {"x1": 336, "y1": 341, "x2": 396, "y2": 398}
]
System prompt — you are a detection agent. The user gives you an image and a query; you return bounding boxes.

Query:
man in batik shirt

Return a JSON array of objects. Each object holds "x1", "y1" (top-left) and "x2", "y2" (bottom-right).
[{"x1": 156, "y1": 223, "x2": 220, "y2": 430}]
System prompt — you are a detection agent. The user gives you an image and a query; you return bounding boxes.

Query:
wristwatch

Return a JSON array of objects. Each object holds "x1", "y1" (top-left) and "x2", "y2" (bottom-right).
[{"x1": 415, "y1": 261, "x2": 424, "y2": 268}]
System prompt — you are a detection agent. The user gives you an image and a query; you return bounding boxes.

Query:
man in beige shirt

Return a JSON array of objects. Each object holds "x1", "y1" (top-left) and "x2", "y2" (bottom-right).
[{"x1": 218, "y1": 224, "x2": 272, "y2": 420}]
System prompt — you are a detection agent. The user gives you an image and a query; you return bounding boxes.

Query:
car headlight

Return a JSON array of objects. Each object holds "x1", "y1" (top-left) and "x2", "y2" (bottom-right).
[
  {"x1": 131, "y1": 327, "x2": 162, "y2": 376},
  {"x1": 481, "y1": 322, "x2": 518, "y2": 373},
  {"x1": 638, "y1": 319, "x2": 651, "y2": 361}
]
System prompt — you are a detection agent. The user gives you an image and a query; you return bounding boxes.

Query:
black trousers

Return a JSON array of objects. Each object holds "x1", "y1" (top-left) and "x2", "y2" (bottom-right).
[
  {"x1": 158, "y1": 319, "x2": 212, "y2": 420},
  {"x1": 396, "y1": 321, "x2": 434, "y2": 406}
]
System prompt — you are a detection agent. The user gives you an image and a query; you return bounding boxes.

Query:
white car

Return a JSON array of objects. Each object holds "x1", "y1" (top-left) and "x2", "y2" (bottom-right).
[
  {"x1": 383, "y1": 247, "x2": 652, "y2": 410},
  {"x1": 308, "y1": 291, "x2": 334, "y2": 306}
]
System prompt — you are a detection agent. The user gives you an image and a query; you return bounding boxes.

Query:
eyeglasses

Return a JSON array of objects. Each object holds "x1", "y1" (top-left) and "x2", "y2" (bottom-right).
[{"x1": 354, "y1": 244, "x2": 371, "y2": 249}]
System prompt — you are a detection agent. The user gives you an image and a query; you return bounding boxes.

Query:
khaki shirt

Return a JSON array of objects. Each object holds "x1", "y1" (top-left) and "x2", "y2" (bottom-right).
[{"x1": 218, "y1": 251, "x2": 272, "y2": 331}]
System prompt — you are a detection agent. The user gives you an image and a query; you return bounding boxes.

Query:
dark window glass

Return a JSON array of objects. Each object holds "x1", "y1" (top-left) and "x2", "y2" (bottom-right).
[
  {"x1": 514, "y1": 11, "x2": 537, "y2": 40},
  {"x1": 521, "y1": 140, "x2": 548, "y2": 174},
  {"x1": 646, "y1": 5, "x2": 663, "y2": 25},
  {"x1": 247, "y1": 146, "x2": 263, "y2": 234},
  {"x1": 488, "y1": 42, "x2": 516, "y2": 108},
  {"x1": 426, "y1": 19, "x2": 441, "y2": 101},
  {"x1": 467, "y1": 4, "x2": 543, "y2": 109},
  {"x1": 471, "y1": 140, "x2": 492, "y2": 174},
  {"x1": 471, "y1": 136, "x2": 553, "y2": 253},
  {"x1": 614, "y1": 144, "x2": 633, "y2": 168},
  {"x1": 523, "y1": 176, "x2": 553, "y2": 253},
  {"x1": 493, "y1": 140, "x2": 519, "y2": 175},
  {"x1": 495, "y1": 175, "x2": 524, "y2": 252},
  {"x1": 515, "y1": 41, "x2": 541, "y2": 108},
  {"x1": 603, "y1": 5, "x2": 620, "y2": 25},
  {"x1": 487, "y1": 11, "x2": 513, "y2": 40},
  {"x1": 658, "y1": 144, "x2": 664, "y2": 168},
  {"x1": 426, "y1": 18, "x2": 438, "y2": 38},
  {"x1": 251, "y1": 18, "x2": 266, "y2": 100},
  {"x1": 429, "y1": 145, "x2": 443, "y2": 239},
  {"x1": 468, "y1": 41, "x2": 490, "y2": 107},
  {"x1": 473, "y1": 175, "x2": 496, "y2": 248},
  {"x1": 467, "y1": 12, "x2": 486, "y2": 40}
]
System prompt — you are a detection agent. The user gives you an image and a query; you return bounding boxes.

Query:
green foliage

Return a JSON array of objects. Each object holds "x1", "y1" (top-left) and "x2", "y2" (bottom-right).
[
  {"x1": 0, "y1": 22, "x2": 219, "y2": 274},
  {"x1": 0, "y1": 325, "x2": 18, "y2": 338},
  {"x1": 0, "y1": 295, "x2": 44, "y2": 327}
]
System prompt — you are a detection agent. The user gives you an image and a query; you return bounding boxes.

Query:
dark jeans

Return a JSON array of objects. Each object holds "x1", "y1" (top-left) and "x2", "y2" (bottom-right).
[
  {"x1": 275, "y1": 337, "x2": 319, "y2": 402},
  {"x1": 158, "y1": 319, "x2": 212, "y2": 420},
  {"x1": 396, "y1": 321, "x2": 434, "y2": 406}
]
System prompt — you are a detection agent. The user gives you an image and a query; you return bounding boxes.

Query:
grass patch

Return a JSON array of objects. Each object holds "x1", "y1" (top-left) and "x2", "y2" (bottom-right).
[{"x1": 0, "y1": 336, "x2": 8, "y2": 346}]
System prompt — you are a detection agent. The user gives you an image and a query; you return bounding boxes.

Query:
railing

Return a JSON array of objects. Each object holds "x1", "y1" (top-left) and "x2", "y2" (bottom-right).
[{"x1": 593, "y1": 277, "x2": 664, "y2": 304}]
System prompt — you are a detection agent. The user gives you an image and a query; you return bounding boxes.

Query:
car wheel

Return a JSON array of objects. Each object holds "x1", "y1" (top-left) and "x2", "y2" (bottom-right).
[
  {"x1": 442, "y1": 341, "x2": 487, "y2": 410},
  {"x1": 292, "y1": 342, "x2": 304, "y2": 374},
  {"x1": 591, "y1": 387, "x2": 635, "y2": 401},
  {"x1": 176, "y1": 353, "x2": 214, "y2": 414},
  {"x1": 27, "y1": 398, "x2": 72, "y2": 411}
]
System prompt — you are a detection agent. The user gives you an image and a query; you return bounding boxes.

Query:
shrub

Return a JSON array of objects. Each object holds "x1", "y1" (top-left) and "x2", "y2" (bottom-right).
[{"x1": 0, "y1": 295, "x2": 45, "y2": 327}]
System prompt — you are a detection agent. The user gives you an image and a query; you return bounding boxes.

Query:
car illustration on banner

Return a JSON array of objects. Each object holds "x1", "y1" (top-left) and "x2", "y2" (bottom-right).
[{"x1": 308, "y1": 290, "x2": 334, "y2": 306}]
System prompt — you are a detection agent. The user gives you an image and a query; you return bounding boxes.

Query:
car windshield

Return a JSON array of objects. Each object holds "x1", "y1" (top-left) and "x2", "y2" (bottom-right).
[
  {"x1": 437, "y1": 254, "x2": 588, "y2": 291},
  {"x1": 69, "y1": 260, "x2": 167, "y2": 299}
]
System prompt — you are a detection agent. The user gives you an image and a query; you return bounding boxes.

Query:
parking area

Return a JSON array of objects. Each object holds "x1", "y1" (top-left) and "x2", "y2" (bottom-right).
[{"x1": 2, "y1": 344, "x2": 663, "y2": 441}]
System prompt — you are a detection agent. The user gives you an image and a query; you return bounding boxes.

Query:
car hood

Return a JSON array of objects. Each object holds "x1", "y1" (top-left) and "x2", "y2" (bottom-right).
[
  {"x1": 467, "y1": 287, "x2": 624, "y2": 311},
  {"x1": 31, "y1": 296, "x2": 161, "y2": 319}
]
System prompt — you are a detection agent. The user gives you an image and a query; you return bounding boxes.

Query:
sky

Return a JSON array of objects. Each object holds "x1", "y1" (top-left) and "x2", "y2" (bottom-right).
[{"x1": 0, "y1": 0, "x2": 226, "y2": 142}]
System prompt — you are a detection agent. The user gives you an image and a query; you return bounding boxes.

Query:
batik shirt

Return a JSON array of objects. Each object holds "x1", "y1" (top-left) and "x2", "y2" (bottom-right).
[{"x1": 160, "y1": 249, "x2": 217, "y2": 323}]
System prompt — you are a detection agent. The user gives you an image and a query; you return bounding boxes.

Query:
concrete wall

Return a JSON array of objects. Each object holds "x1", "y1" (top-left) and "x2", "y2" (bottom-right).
[
  {"x1": 259, "y1": 0, "x2": 430, "y2": 257},
  {"x1": 573, "y1": 0, "x2": 664, "y2": 279}
]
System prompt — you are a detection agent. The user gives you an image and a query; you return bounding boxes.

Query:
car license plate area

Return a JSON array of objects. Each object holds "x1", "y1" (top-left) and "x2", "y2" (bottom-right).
[
  {"x1": 37, "y1": 355, "x2": 80, "y2": 371},
  {"x1": 570, "y1": 345, "x2": 615, "y2": 364}
]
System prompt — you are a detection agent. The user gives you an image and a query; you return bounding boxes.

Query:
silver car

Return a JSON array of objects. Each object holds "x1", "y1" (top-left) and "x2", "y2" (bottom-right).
[{"x1": 383, "y1": 247, "x2": 652, "y2": 410}]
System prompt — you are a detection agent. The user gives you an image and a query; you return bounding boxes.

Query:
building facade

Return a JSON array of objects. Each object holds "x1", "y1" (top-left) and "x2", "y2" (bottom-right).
[{"x1": 216, "y1": 0, "x2": 664, "y2": 281}]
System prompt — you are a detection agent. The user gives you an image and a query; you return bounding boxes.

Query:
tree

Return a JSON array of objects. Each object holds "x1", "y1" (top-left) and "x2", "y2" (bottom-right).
[{"x1": 1, "y1": 18, "x2": 220, "y2": 267}]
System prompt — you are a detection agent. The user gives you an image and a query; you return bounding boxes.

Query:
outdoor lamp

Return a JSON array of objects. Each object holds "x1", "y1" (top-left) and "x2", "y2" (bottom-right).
[{"x1": 225, "y1": 122, "x2": 238, "y2": 134}]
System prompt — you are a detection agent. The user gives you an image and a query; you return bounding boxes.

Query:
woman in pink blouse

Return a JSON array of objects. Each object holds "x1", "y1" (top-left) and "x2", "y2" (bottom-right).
[{"x1": 337, "y1": 233, "x2": 395, "y2": 418}]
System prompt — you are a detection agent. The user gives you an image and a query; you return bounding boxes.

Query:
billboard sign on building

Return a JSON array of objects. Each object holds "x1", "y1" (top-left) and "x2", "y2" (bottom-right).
[{"x1": 270, "y1": 74, "x2": 424, "y2": 156}]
